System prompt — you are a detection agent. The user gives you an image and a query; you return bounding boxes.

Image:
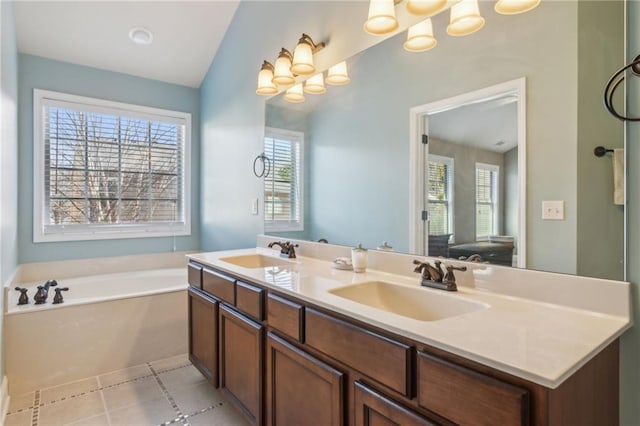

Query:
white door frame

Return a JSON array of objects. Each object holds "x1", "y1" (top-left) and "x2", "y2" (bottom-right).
[{"x1": 408, "y1": 77, "x2": 527, "y2": 267}]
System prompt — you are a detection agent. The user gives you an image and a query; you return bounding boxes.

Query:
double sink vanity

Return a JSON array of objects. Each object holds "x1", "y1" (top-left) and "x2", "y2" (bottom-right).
[{"x1": 186, "y1": 237, "x2": 631, "y2": 425}]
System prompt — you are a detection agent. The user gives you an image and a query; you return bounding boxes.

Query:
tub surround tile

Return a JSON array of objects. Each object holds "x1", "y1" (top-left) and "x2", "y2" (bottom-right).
[
  {"x1": 97, "y1": 364, "x2": 152, "y2": 388},
  {"x1": 39, "y1": 378, "x2": 99, "y2": 405},
  {"x1": 7, "y1": 391, "x2": 34, "y2": 414},
  {"x1": 37, "y1": 392, "x2": 104, "y2": 425}
]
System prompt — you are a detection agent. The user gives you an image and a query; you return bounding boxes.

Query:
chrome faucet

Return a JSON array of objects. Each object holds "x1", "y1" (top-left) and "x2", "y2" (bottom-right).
[
  {"x1": 268, "y1": 241, "x2": 299, "y2": 259},
  {"x1": 413, "y1": 260, "x2": 467, "y2": 292}
]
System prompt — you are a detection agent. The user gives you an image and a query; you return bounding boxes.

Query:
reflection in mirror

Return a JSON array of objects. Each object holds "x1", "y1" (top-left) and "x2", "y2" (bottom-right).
[
  {"x1": 263, "y1": 1, "x2": 625, "y2": 279},
  {"x1": 411, "y1": 81, "x2": 524, "y2": 268}
]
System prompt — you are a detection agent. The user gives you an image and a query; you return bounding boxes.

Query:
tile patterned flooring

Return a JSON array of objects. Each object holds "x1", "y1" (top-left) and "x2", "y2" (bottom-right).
[{"x1": 5, "y1": 354, "x2": 249, "y2": 426}]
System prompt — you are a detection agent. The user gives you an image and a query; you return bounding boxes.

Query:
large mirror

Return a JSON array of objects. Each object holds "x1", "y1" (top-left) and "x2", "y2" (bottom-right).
[{"x1": 264, "y1": 1, "x2": 625, "y2": 280}]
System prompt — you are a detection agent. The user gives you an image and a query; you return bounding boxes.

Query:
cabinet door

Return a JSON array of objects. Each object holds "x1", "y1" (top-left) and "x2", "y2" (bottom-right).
[
  {"x1": 219, "y1": 304, "x2": 264, "y2": 426},
  {"x1": 188, "y1": 287, "x2": 218, "y2": 386},
  {"x1": 266, "y1": 332, "x2": 344, "y2": 426},
  {"x1": 354, "y1": 382, "x2": 436, "y2": 426}
]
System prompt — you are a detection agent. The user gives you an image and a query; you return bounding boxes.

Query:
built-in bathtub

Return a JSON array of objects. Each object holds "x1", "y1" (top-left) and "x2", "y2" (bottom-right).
[{"x1": 5, "y1": 263, "x2": 188, "y2": 395}]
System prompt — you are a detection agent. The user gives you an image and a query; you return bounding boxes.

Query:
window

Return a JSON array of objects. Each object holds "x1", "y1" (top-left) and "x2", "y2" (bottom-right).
[
  {"x1": 476, "y1": 162, "x2": 499, "y2": 240},
  {"x1": 33, "y1": 90, "x2": 191, "y2": 242},
  {"x1": 427, "y1": 155, "x2": 454, "y2": 237},
  {"x1": 263, "y1": 127, "x2": 304, "y2": 232}
]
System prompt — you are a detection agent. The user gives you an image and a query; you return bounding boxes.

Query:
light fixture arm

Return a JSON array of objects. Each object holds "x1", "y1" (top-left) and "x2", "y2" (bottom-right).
[
  {"x1": 298, "y1": 33, "x2": 326, "y2": 53},
  {"x1": 260, "y1": 60, "x2": 274, "y2": 72},
  {"x1": 278, "y1": 48, "x2": 293, "y2": 62}
]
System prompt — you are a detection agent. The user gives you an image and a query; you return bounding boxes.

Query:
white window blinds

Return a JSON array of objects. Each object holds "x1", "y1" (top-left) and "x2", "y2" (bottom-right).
[
  {"x1": 476, "y1": 162, "x2": 499, "y2": 240},
  {"x1": 427, "y1": 155, "x2": 454, "y2": 237},
  {"x1": 34, "y1": 90, "x2": 191, "y2": 242},
  {"x1": 264, "y1": 127, "x2": 304, "y2": 231}
]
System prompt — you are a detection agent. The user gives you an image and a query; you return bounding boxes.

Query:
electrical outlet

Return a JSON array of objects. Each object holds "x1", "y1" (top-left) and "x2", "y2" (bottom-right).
[
  {"x1": 542, "y1": 200, "x2": 564, "y2": 220},
  {"x1": 252, "y1": 198, "x2": 259, "y2": 215}
]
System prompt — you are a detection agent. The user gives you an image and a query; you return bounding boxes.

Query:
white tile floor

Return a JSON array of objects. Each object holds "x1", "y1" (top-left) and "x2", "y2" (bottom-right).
[{"x1": 5, "y1": 354, "x2": 249, "y2": 426}]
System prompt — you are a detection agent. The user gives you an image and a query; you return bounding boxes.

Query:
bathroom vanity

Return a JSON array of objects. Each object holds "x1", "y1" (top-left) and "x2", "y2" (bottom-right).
[{"x1": 186, "y1": 240, "x2": 630, "y2": 426}]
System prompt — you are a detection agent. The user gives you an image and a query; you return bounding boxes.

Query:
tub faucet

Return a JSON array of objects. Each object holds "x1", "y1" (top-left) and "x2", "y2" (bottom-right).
[
  {"x1": 268, "y1": 241, "x2": 298, "y2": 259},
  {"x1": 14, "y1": 287, "x2": 29, "y2": 305},
  {"x1": 413, "y1": 260, "x2": 466, "y2": 292},
  {"x1": 53, "y1": 287, "x2": 69, "y2": 304},
  {"x1": 34, "y1": 279, "x2": 58, "y2": 304}
]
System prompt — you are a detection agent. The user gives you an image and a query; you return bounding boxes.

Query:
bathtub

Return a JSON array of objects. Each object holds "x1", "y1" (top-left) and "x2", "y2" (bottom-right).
[{"x1": 5, "y1": 267, "x2": 188, "y2": 395}]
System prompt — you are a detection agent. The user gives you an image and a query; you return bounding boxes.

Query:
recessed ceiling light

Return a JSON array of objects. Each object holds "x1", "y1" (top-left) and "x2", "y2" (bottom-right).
[{"x1": 128, "y1": 27, "x2": 153, "y2": 45}]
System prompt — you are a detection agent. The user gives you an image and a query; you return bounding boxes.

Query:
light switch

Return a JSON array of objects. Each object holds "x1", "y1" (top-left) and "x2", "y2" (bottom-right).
[
  {"x1": 542, "y1": 200, "x2": 564, "y2": 220},
  {"x1": 252, "y1": 198, "x2": 259, "y2": 215}
]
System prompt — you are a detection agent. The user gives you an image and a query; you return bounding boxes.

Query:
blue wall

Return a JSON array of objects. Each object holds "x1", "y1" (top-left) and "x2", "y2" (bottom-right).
[{"x1": 17, "y1": 54, "x2": 200, "y2": 263}]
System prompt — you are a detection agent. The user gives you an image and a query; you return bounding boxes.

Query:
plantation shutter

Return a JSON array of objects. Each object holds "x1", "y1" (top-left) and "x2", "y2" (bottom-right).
[
  {"x1": 264, "y1": 127, "x2": 303, "y2": 231},
  {"x1": 476, "y1": 163, "x2": 499, "y2": 239},
  {"x1": 427, "y1": 155, "x2": 453, "y2": 236}
]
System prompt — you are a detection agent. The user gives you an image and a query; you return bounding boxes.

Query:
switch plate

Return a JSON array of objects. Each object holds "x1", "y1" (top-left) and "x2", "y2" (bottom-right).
[
  {"x1": 542, "y1": 200, "x2": 564, "y2": 220},
  {"x1": 252, "y1": 198, "x2": 259, "y2": 215}
]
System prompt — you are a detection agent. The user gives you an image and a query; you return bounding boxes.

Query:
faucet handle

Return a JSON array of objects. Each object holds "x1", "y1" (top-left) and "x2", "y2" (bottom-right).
[
  {"x1": 14, "y1": 287, "x2": 29, "y2": 305},
  {"x1": 412, "y1": 259, "x2": 429, "y2": 274},
  {"x1": 53, "y1": 287, "x2": 69, "y2": 305},
  {"x1": 443, "y1": 264, "x2": 468, "y2": 287}
]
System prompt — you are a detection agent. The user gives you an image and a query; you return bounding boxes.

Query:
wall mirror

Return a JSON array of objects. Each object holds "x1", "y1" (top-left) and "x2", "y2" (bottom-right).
[{"x1": 264, "y1": 1, "x2": 625, "y2": 280}]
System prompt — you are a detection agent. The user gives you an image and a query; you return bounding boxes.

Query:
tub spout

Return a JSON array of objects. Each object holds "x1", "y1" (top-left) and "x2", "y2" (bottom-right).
[{"x1": 34, "y1": 279, "x2": 58, "y2": 304}]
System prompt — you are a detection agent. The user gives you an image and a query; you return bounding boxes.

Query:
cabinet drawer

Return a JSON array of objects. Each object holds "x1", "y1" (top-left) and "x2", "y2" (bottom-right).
[
  {"x1": 188, "y1": 263, "x2": 202, "y2": 289},
  {"x1": 354, "y1": 381, "x2": 436, "y2": 426},
  {"x1": 203, "y1": 269, "x2": 235, "y2": 305},
  {"x1": 417, "y1": 352, "x2": 529, "y2": 426},
  {"x1": 305, "y1": 308, "x2": 413, "y2": 397},
  {"x1": 267, "y1": 293, "x2": 304, "y2": 342},
  {"x1": 236, "y1": 281, "x2": 265, "y2": 321}
]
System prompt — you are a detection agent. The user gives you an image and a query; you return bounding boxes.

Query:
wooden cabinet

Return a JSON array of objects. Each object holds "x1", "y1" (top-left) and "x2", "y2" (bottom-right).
[
  {"x1": 267, "y1": 293, "x2": 304, "y2": 342},
  {"x1": 417, "y1": 352, "x2": 529, "y2": 426},
  {"x1": 354, "y1": 381, "x2": 436, "y2": 426},
  {"x1": 219, "y1": 304, "x2": 264, "y2": 426},
  {"x1": 188, "y1": 287, "x2": 218, "y2": 386},
  {"x1": 266, "y1": 332, "x2": 344, "y2": 426},
  {"x1": 203, "y1": 268, "x2": 235, "y2": 304}
]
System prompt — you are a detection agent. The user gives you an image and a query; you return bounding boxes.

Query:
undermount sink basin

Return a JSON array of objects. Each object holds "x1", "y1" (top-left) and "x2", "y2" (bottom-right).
[
  {"x1": 220, "y1": 254, "x2": 294, "y2": 269},
  {"x1": 329, "y1": 281, "x2": 488, "y2": 321}
]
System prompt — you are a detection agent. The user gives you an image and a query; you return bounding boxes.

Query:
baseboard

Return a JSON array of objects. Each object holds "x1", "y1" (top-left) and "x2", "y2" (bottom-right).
[{"x1": 1, "y1": 375, "x2": 9, "y2": 425}]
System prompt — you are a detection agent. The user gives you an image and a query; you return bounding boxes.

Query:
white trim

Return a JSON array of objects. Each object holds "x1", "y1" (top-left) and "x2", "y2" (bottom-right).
[
  {"x1": 32, "y1": 89, "x2": 192, "y2": 243},
  {"x1": 409, "y1": 78, "x2": 527, "y2": 267},
  {"x1": 264, "y1": 127, "x2": 305, "y2": 233},
  {"x1": 0, "y1": 376, "x2": 9, "y2": 426}
]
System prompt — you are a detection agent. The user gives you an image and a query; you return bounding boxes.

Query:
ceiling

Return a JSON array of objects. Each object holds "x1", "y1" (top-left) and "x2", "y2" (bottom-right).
[
  {"x1": 13, "y1": 1, "x2": 240, "y2": 88},
  {"x1": 429, "y1": 97, "x2": 518, "y2": 153}
]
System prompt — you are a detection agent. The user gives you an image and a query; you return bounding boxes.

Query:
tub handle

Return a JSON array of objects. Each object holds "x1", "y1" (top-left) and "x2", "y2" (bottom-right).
[
  {"x1": 14, "y1": 287, "x2": 29, "y2": 305},
  {"x1": 52, "y1": 287, "x2": 69, "y2": 305}
]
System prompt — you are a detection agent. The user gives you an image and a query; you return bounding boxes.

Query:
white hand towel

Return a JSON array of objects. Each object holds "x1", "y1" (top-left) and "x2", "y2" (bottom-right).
[{"x1": 613, "y1": 148, "x2": 624, "y2": 205}]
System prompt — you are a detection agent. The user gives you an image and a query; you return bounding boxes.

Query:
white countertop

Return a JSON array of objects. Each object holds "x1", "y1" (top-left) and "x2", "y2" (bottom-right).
[{"x1": 187, "y1": 247, "x2": 631, "y2": 389}]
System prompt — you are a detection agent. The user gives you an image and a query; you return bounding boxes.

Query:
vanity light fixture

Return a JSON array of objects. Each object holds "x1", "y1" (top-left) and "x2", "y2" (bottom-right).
[
  {"x1": 291, "y1": 34, "x2": 326, "y2": 76},
  {"x1": 272, "y1": 48, "x2": 296, "y2": 85},
  {"x1": 256, "y1": 61, "x2": 278, "y2": 96},
  {"x1": 446, "y1": 0, "x2": 485, "y2": 36},
  {"x1": 284, "y1": 84, "x2": 305, "y2": 103},
  {"x1": 304, "y1": 73, "x2": 327, "y2": 94},
  {"x1": 494, "y1": 0, "x2": 540, "y2": 15},
  {"x1": 406, "y1": 0, "x2": 447, "y2": 16},
  {"x1": 404, "y1": 19, "x2": 437, "y2": 52},
  {"x1": 364, "y1": 0, "x2": 399, "y2": 35},
  {"x1": 326, "y1": 62, "x2": 351, "y2": 85}
]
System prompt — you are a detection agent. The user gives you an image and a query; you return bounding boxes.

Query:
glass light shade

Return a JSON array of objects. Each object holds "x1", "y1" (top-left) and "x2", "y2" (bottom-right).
[
  {"x1": 273, "y1": 53, "x2": 295, "y2": 85},
  {"x1": 326, "y1": 62, "x2": 351, "y2": 86},
  {"x1": 256, "y1": 64, "x2": 277, "y2": 96},
  {"x1": 364, "y1": 0, "x2": 399, "y2": 35},
  {"x1": 447, "y1": 0, "x2": 485, "y2": 36},
  {"x1": 291, "y1": 42, "x2": 315, "y2": 75},
  {"x1": 284, "y1": 84, "x2": 305, "y2": 103},
  {"x1": 403, "y1": 19, "x2": 437, "y2": 52},
  {"x1": 494, "y1": 0, "x2": 540, "y2": 15},
  {"x1": 406, "y1": 0, "x2": 447, "y2": 16},
  {"x1": 304, "y1": 73, "x2": 326, "y2": 94}
]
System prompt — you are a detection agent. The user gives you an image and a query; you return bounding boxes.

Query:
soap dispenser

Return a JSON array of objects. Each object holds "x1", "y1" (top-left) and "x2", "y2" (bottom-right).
[{"x1": 351, "y1": 243, "x2": 368, "y2": 273}]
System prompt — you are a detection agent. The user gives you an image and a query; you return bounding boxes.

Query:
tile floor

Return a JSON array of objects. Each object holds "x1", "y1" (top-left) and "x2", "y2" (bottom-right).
[{"x1": 5, "y1": 354, "x2": 249, "y2": 426}]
